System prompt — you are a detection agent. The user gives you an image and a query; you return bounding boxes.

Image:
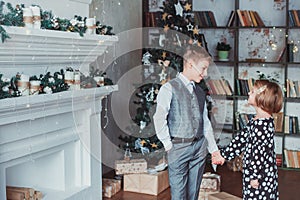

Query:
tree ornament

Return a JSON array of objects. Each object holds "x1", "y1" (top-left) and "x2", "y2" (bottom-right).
[
  {"x1": 174, "y1": 1, "x2": 183, "y2": 17},
  {"x1": 142, "y1": 51, "x2": 152, "y2": 65},
  {"x1": 186, "y1": 22, "x2": 193, "y2": 31},
  {"x1": 158, "y1": 69, "x2": 167, "y2": 82},
  {"x1": 162, "y1": 51, "x2": 167, "y2": 59},
  {"x1": 162, "y1": 12, "x2": 168, "y2": 21},
  {"x1": 124, "y1": 142, "x2": 132, "y2": 161},
  {"x1": 145, "y1": 86, "x2": 155, "y2": 102},
  {"x1": 193, "y1": 26, "x2": 199, "y2": 35},
  {"x1": 184, "y1": 3, "x2": 192, "y2": 11},
  {"x1": 151, "y1": 143, "x2": 158, "y2": 148},
  {"x1": 163, "y1": 24, "x2": 169, "y2": 32}
]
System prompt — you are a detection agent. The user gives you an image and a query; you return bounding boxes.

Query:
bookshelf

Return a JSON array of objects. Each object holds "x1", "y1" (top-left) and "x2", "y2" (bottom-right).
[{"x1": 142, "y1": 0, "x2": 300, "y2": 170}]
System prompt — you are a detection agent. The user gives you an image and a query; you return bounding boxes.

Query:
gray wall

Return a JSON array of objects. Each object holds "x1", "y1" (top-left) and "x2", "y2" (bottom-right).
[{"x1": 90, "y1": 0, "x2": 143, "y2": 174}]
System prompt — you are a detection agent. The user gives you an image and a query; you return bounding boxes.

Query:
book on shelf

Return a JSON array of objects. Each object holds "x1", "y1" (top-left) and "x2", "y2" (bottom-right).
[
  {"x1": 288, "y1": 10, "x2": 296, "y2": 27},
  {"x1": 193, "y1": 11, "x2": 217, "y2": 27},
  {"x1": 284, "y1": 115, "x2": 299, "y2": 134},
  {"x1": 238, "y1": 79, "x2": 250, "y2": 96},
  {"x1": 249, "y1": 10, "x2": 258, "y2": 27},
  {"x1": 226, "y1": 10, "x2": 236, "y2": 27},
  {"x1": 292, "y1": 10, "x2": 300, "y2": 27},
  {"x1": 207, "y1": 78, "x2": 233, "y2": 95},
  {"x1": 236, "y1": 9, "x2": 245, "y2": 26},
  {"x1": 236, "y1": 10, "x2": 264, "y2": 27},
  {"x1": 287, "y1": 79, "x2": 297, "y2": 98},
  {"x1": 273, "y1": 112, "x2": 284, "y2": 133},
  {"x1": 287, "y1": 43, "x2": 294, "y2": 62},
  {"x1": 284, "y1": 149, "x2": 300, "y2": 168},
  {"x1": 236, "y1": 113, "x2": 255, "y2": 130}
]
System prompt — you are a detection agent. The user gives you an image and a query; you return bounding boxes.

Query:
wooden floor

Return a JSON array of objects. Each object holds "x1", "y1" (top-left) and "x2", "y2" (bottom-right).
[{"x1": 104, "y1": 163, "x2": 300, "y2": 200}]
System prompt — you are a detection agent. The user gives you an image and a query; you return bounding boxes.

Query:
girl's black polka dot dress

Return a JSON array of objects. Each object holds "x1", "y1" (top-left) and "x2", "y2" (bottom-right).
[{"x1": 221, "y1": 118, "x2": 279, "y2": 200}]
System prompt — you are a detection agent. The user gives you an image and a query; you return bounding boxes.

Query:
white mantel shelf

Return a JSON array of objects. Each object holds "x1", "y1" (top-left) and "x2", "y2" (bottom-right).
[{"x1": 0, "y1": 26, "x2": 118, "y2": 67}]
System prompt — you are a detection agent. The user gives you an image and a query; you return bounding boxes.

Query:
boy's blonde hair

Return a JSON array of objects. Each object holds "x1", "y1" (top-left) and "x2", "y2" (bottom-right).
[
  {"x1": 254, "y1": 80, "x2": 283, "y2": 114},
  {"x1": 183, "y1": 46, "x2": 211, "y2": 66}
]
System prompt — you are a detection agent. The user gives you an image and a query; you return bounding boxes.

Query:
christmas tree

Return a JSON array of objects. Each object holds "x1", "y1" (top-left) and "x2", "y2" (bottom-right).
[{"x1": 118, "y1": 0, "x2": 212, "y2": 165}]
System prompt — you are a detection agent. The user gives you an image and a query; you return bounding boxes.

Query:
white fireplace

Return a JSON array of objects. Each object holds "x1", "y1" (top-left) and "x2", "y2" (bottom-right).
[{"x1": 0, "y1": 26, "x2": 118, "y2": 199}]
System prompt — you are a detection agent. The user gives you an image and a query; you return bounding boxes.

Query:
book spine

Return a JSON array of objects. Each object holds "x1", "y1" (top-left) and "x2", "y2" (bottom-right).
[
  {"x1": 292, "y1": 10, "x2": 300, "y2": 26},
  {"x1": 288, "y1": 10, "x2": 295, "y2": 27},
  {"x1": 249, "y1": 10, "x2": 258, "y2": 27},
  {"x1": 236, "y1": 9, "x2": 245, "y2": 26},
  {"x1": 287, "y1": 43, "x2": 294, "y2": 62}
]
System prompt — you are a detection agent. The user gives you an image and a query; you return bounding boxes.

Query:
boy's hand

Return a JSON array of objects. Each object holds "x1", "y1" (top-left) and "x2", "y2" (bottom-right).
[{"x1": 211, "y1": 150, "x2": 225, "y2": 165}]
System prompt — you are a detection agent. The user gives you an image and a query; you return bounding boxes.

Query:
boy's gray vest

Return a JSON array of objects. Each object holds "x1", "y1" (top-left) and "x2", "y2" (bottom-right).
[{"x1": 167, "y1": 78, "x2": 206, "y2": 139}]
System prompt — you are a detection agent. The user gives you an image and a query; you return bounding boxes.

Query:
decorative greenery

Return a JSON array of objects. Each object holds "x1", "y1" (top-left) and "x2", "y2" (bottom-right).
[
  {"x1": 0, "y1": 1, "x2": 115, "y2": 43},
  {"x1": 216, "y1": 42, "x2": 232, "y2": 51},
  {"x1": 0, "y1": 66, "x2": 114, "y2": 100}
]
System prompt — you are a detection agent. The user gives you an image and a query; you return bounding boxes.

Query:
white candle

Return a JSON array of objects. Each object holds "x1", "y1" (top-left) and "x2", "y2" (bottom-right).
[
  {"x1": 86, "y1": 18, "x2": 96, "y2": 34},
  {"x1": 18, "y1": 74, "x2": 30, "y2": 96},
  {"x1": 23, "y1": 8, "x2": 33, "y2": 29},
  {"x1": 30, "y1": 80, "x2": 41, "y2": 95},
  {"x1": 30, "y1": 6, "x2": 41, "y2": 29},
  {"x1": 64, "y1": 71, "x2": 74, "y2": 90}
]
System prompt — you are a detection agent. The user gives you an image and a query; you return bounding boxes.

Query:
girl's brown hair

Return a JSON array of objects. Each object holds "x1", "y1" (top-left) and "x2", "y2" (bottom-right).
[{"x1": 254, "y1": 80, "x2": 283, "y2": 114}]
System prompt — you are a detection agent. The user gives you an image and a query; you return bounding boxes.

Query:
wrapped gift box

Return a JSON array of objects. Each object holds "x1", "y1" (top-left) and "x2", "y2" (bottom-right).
[
  {"x1": 208, "y1": 192, "x2": 242, "y2": 200},
  {"x1": 102, "y1": 178, "x2": 121, "y2": 198},
  {"x1": 198, "y1": 188, "x2": 219, "y2": 200},
  {"x1": 124, "y1": 170, "x2": 169, "y2": 195},
  {"x1": 200, "y1": 172, "x2": 221, "y2": 192},
  {"x1": 115, "y1": 159, "x2": 147, "y2": 175}
]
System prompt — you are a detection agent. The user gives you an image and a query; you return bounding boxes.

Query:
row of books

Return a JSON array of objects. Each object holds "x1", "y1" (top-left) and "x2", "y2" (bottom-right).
[
  {"x1": 235, "y1": 112, "x2": 255, "y2": 130},
  {"x1": 233, "y1": 10, "x2": 265, "y2": 27},
  {"x1": 235, "y1": 78, "x2": 255, "y2": 96},
  {"x1": 286, "y1": 79, "x2": 300, "y2": 98},
  {"x1": 284, "y1": 115, "x2": 299, "y2": 134},
  {"x1": 234, "y1": 112, "x2": 299, "y2": 134},
  {"x1": 284, "y1": 149, "x2": 300, "y2": 168},
  {"x1": 206, "y1": 78, "x2": 233, "y2": 95},
  {"x1": 266, "y1": 112, "x2": 299, "y2": 134},
  {"x1": 208, "y1": 78, "x2": 300, "y2": 98},
  {"x1": 193, "y1": 11, "x2": 217, "y2": 27},
  {"x1": 288, "y1": 10, "x2": 300, "y2": 27}
]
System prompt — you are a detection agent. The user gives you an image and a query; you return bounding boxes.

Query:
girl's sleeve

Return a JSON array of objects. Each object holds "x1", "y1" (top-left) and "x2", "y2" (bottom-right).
[
  {"x1": 247, "y1": 123, "x2": 273, "y2": 181},
  {"x1": 221, "y1": 128, "x2": 248, "y2": 161}
]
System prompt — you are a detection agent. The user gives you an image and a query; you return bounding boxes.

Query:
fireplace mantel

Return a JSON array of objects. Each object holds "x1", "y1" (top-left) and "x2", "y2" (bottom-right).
[{"x1": 0, "y1": 26, "x2": 118, "y2": 199}]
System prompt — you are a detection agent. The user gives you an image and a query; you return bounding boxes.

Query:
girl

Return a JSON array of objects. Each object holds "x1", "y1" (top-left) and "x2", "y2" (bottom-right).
[{"x1": 219, "y1": 79, "x2": 283, "y2": 200}]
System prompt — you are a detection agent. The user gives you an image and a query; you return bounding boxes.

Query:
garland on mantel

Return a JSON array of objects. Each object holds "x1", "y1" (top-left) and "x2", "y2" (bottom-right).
[
  {"x1": 0, "y1": 1, "x2": 114, "y2": 42},
  {"x1": 0, "y1": 67, "x2": 114, "y2": 100}
]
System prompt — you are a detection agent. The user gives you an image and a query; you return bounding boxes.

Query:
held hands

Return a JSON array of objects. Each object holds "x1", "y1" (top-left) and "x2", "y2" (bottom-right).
[{"x1": 211, "y1": 150, "x2": 225, "y2": 165}]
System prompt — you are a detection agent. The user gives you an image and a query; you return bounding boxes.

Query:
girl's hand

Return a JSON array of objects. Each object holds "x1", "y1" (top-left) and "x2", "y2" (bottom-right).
[{"x1": 250, "y1": 179, "x2": 259, "y2": 189}]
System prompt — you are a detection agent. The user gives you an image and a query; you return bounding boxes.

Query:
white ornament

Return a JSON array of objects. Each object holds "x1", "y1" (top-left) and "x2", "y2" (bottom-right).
[
  {"x1": 159, "y1": 70, "x2": 167, "y2": 81},
  {"x1": 142, "y1": 51, "x2": 152, "y2": 65},
  {"x1": 146, "y1": 87, "x2": 155, "y2": 102},
  {"x1": 174, "y1": 2, "x2": 184, "y2": 17},
  {"x1": 140, "y1": 120, "x2": 147, "y2": 130},
  {"x1": 187, "y1": 23, "x2": 194, "y2": 31}
]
